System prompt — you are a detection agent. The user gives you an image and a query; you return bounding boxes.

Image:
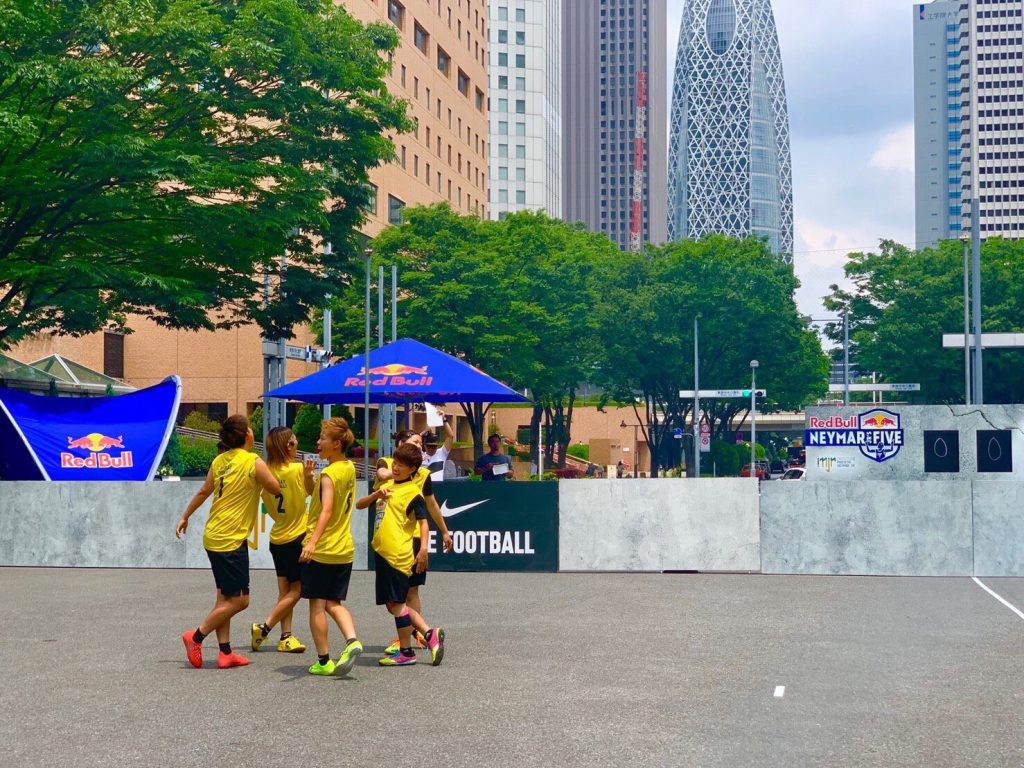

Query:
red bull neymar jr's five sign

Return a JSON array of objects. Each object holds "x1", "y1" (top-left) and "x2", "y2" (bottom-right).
[{"x1": 805, "y1": 409, "x2": 905, "y2": 463}]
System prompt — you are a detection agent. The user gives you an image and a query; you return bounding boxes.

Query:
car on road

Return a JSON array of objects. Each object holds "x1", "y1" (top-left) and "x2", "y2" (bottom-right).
[
  {"x1": 780, "y1": 467, "x2": 805, "y2": 481},
  {"x1": 768, "y1": 460, "x2": 787, "y2": 479},
  {"x1": 741, "y1": 462, "x2": 769, "y2": 480}
]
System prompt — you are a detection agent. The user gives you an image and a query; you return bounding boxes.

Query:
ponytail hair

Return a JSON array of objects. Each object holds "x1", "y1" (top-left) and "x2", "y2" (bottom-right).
[
  {"x1": 220, "y1": 415, "x2": 249, "y2": 449},
  {"x1": 322, "y1": 417, "x2": 355, "y2": 454}
]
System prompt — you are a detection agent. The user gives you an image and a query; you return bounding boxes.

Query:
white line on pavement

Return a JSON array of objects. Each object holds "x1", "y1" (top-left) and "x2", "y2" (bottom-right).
[
  {"x1": 972, "y1": 577, "x2": 1024, "y2": 622},
  {"x1": 774, "y1": 686, "x2": 785, "y2": 698}
]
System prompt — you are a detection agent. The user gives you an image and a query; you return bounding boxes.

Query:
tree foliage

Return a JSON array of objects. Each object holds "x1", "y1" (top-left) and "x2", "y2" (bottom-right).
[
  {"x1": 0, "y1": 0, "x2": 409, "y2": 349},
  {"x1": 594, "y1": 235, "x2": 829, "y2": 476},
  {"x1": 823, "y1": 239, "x2": 1024, "y2": 404}
]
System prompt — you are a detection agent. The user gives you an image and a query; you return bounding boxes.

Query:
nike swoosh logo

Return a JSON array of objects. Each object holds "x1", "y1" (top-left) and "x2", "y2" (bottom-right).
[{"x1": 439, "y1": 499, "x2": 489, "y2": 518}]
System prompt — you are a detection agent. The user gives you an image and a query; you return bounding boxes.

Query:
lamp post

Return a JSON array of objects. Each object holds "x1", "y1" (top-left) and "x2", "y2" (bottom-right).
[
  {"x1": 620, "y1": 420, "x2": 641, "y2": 478},
  {"x1": 750, "y1": 360, "x2": 759, "y2": 471},
  {"x1": 363, "y1": 247, "x2": 372, "y2": 483}
]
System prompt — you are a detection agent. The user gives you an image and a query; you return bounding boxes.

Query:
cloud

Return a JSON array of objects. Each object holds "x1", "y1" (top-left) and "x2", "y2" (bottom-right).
[{"x1": 870, "y1": 123, "x2": 915, "y2": 174}]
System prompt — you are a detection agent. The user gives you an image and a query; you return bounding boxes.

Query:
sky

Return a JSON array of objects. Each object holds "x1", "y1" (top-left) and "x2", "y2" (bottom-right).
[{"x1": 666, "y1": 0, "x2": 918, "y2": 318}]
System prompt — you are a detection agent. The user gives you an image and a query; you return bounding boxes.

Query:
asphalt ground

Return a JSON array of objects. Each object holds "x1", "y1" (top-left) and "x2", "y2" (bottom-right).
[{"x1": 0, "y1": 568, "x2": 1021, "y2": 768}]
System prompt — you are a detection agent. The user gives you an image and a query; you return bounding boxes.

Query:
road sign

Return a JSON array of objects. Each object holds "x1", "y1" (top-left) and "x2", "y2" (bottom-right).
[
  {"x1": 699, "y1": 435, "x2": 710, "y2": 453},
  {"x1": 679, "y1": 389, "x2": 767, "y2": 399},
  {"x1": 827, "y1": 383, "x2": 920, "y2": 393},
  {"x1": 673, "y1": 427, "x2": 683, "y2": 439},
  {"x1": 942, "y1": 333, "x2": 1024, "y2": 349}
]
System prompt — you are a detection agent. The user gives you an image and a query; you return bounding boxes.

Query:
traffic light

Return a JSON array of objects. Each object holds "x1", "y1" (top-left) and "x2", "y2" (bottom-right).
[{"x1": 742, "y1": 389, "x2": 766, "y2": 398}]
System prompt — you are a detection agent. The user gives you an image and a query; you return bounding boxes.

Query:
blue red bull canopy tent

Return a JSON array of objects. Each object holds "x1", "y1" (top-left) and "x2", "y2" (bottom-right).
[
  {"x1": 264, "y1": 338, "x2": 528, "y2": 405},
  {"x1": 0, "y1": 376, "x2": 181, "y2": 481}
]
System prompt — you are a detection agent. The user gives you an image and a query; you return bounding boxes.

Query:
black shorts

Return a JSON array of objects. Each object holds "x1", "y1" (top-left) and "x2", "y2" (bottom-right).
[
  {"x1": 409, "y1": 537, "x2": 427, "y2": 588},
  {"x1": 301, "y1": 560, "x2": 353, "y2": 602},
  {"x1": 206, "y1": 542, "x2": 250, "y2": 597},
  {"x1": 375, "y1": 557, "x2": 411, "y2": 606},
  {"x1": 269, "y1": 535, "x2": 304, "y2": 583}
]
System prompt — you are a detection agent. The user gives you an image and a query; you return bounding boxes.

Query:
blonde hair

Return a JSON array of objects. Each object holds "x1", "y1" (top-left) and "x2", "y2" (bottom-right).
[
  {"x1": 321, "y1": 417, "x2": 355, "y2": 454},
  {"x1": 265, "y1": 427, "x2": 294, "y2": 467}
]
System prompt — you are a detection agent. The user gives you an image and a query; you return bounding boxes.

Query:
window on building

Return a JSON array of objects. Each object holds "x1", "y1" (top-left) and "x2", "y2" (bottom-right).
[
  {"x1": 498, "y1": 97, "x2": 508, "y2": 112},
  {"x1": 498, "y1": 166, "x2": 508, "y2": 180},
  {"x1": 498, "y1": 6, "x2": 507, "y2": 21},
  {"x1": 498, "y1": 120, "x2": 508, "y2": 134},
  {"x1": 498, "y1": 29, "x2": 508, "y2": 43},
  {"x1": 516, "y1": 76, "x2": 525, "y2": 89},
  {"x1": 515, "y1": 54, "x2": 525, "y2": 68},
  {"x1": 515, "y1": 144, "x2": 525, "y2": 158},
  {"x1": 515, "y1": 99, "x2": 525, "y2": 113},
  {"x1": 515, "y1": 8, "x2": 525, "y2": 22},
  {"x1": 475, "y1": 88, "x2": 485, "y2": 111},
  {"x1": 515, "y1": 122, "x2": 525, "y2": 135},
  {"x1": 388, "y1": 194, "x2": 405, "y2": 224},
  {"x1": 103, "y1": 332, "x2": 124, "y2": 379},
  {"x1": 516, "y1": 31, "x2": 525, "y2": 44},
  {"x1": 414, "y1": 22, "x2": 429, "y2": 54},
  {"x1": 388, "y1": 0, "x2": 405, "y2": 28},
  {"x1": 437, "y1": 46, "x2": 450, "y2": 76},
  {"x1": 458, "y1": 69, "x2": 469, "y2": 95},
  {"x1": 515, "y1": 189, "x2": 526, "y2": 204},
  {"x1": 362, "y1": 182, "x2": 378, "y2": 214},
  {"x1": 499, "y1": 188, "x2": 509, "y2": 202},
  {"x1": 498, "y1": 52, "x2": 508, "y2": 66},
  {"x1": 498, "y1": 75, "x2": 508, "y2": 89},
  {"x1": 498, "y1": 143, "x2": 508, "y2": 157},
  {"x1": 515, "y1": 167, "x2": 525, "y2": 181},
  {"x1": 400, "y1": 64, "x2": 407, "y2": 87}
]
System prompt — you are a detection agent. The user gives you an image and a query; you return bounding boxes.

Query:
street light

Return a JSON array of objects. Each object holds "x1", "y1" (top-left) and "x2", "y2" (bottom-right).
[
  {"x1": 750, "y1": 360, "x2": 759, "y2": 471},
  {"x1": 620, "y1": 419, "x2": 642, "y2": 478},
  {"x1": 363, "y1": 247, "x2": 372, "y2": 483}
]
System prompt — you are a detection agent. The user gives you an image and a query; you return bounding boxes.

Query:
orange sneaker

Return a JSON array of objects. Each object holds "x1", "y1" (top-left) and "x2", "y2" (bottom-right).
[
  {"x1": 217, "y1": 651, "x2": 250, "y2": 669},
  {"x1": 182, "y1": 630, "x2": 203, "y2": 669}
]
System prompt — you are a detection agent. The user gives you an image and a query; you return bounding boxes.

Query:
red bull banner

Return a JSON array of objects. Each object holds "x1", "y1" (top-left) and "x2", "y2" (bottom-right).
[
  {"x1": 805, "y1": 408, "x2": 905, "y2": 463},
  {"x1": 0, "y1": 376, "x2": 181, "y2": 481}
]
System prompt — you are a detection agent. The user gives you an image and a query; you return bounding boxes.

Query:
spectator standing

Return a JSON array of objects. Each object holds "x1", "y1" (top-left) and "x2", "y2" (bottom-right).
[
  {"x1": 475, "y1": 434, "x2": 514, "y2": 481},
  {"x1": 420, "y1": 410, "x2": 455, "y2": 482}
]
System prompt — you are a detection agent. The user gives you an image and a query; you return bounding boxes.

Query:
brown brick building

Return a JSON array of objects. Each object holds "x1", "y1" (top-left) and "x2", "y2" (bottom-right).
[{"x1": 11, "y1": 0, "x2": 489, "y2": 421}]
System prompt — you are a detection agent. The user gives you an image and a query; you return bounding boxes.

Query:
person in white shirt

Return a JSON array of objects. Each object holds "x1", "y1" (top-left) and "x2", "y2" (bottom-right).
[{"x1": 420, "y1": 410, "x2": 455, "y2": 482}]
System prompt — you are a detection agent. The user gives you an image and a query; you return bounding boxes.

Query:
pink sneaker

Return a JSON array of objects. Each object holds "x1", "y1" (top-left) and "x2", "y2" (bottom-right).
[{"x1": 425, "y1": 628, "x2": 445, "y2": 667}]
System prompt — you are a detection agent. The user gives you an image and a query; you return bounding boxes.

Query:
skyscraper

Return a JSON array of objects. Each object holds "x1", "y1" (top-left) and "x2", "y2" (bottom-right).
[
  {"x1": 562, "y1": 0, "x2": 668, "y2": 249},
  {"x1": 914, "y1": 0, "x2": 1024, "y2": 248},
  {"x1": 668, "y1": 0, "x2": 793, "y2": 259},
  {"x1": 488, "y1": 0, "x2": 562, "y2": 219}
]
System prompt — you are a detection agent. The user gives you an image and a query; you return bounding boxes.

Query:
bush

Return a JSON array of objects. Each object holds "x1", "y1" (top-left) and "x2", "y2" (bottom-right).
[
  {"x1": 158, "y1": 432, "x2": 183, "y2": 476},
  {"x1": 551, "y1": 467, "x2": 582, "y2": 479},
  {"x1": 566, "y1": 443, "x2": 589, "y2": 461},
  {"x1": 179, "y1": 436, "x2": 219, "y2": 477},
  {"x1": 249, "y1": 406, "x2": 263, "y2": 443},
  {"x1": 292, "y1": 404, "x2": 324, "y2": 452},
  {"x1": 183, "y1": 410, "x2": 221, "y2": 434}
]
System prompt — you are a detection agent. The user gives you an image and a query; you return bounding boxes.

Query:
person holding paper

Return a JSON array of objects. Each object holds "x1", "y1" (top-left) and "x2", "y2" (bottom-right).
[
  {"x1": 475, "y1": 434, "x2": 514, "y2": 481},
  {"x1": 420, "y1": 406, "x2": 454, "y2": 482}
]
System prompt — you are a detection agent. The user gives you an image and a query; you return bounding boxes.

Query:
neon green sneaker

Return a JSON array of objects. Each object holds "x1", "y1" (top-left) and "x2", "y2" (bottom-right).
[
  {"x1": 383, "y1": 637, "x2": 401, "y2": 655},
  {"x1": 251, "y1": 623, "x2": 268, "y2": 652},
  {"x1": 378, "y1": 650, "x2": 417, "y2": 666},
  {"x1": 334, "y1": 639, "x2": 364, "y2": 677},
  {"x1": 277, "y1": 635, "x2": 306, "y2": 653},
  {"x1": 309, "y1": 659, "x2": 337, "y2": 676}
]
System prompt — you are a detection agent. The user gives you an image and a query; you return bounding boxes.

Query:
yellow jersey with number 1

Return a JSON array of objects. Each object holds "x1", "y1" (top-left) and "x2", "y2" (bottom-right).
[
  {"x1": 262, "y1": 462, "x2": 309, "y2": 545},
  {"x1": 203, "y1": 449, "x2": 260, "y2": 552}
]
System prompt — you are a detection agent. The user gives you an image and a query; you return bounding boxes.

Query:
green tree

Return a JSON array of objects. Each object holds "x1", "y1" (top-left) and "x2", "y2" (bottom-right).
[
  {"x1": 291, "y1": 403, "x2": 323, "y2": 452},
  {"x1": 0, "y1": 0, "x2": 409, "y2": 350},
  {"x1": 823, "y1": 239, "x2": 1024, "y2": 404},
  {"x1": 595, "y1": 235, "x2": 829, "y2": 477},
  {"x1": 249, "y1": 406, "x2": 263, "y2": 443}
]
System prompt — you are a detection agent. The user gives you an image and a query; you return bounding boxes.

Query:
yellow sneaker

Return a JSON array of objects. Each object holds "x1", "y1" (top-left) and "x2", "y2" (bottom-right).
[
  {"x1": 251, "y1": 623, "x2": 267, "y2": 652},
  {"x1": 277, "y1": 635, "x2": 306, "y2": 653},
  {"x1": 384, "y1": 637, "x2": 401, "y2": 655}
]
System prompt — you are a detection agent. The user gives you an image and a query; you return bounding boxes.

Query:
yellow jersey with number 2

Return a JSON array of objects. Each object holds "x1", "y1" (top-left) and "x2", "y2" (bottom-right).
[{"x1": 262, "y1": 462, "x2": 309, "y2": 545}]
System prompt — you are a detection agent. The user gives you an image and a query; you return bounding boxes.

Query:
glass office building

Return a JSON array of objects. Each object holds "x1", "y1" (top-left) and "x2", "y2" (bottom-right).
[{"x1": 668, "y1": 0, "x2": 793, "y2": 259}]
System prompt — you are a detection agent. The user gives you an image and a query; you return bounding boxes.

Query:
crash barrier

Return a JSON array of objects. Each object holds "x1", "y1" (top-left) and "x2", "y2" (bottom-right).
[
  {"x1": 1, "y1": 479, "x2": 1021, "y2": 576},
  {"x1": 558, "y1": 479, "x2": 761, "y2": 572},
  {"x1": 0, "y1": 481, "x2": 369, "y2": 571},
  {"x1": 760, "y1": 480, "x2": 1024, "y2": 577}
]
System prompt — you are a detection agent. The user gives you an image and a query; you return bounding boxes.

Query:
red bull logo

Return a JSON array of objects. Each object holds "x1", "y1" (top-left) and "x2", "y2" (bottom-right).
[
  {"x1": 804, "y1": 408, "x2": 904, "y2": 464},
  {"x1": 346, "y1": 362, "x2": 432, "y2": 388},
  {"x1": 61, "y1": 432, "x2": 133, "y2": 469}
]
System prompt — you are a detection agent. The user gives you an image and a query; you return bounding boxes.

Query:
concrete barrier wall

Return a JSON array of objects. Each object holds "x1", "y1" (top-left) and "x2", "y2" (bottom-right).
[
  {"x1": 972, "y1": 481, "x2": 1024, "y2": 577},
  {"x1": 0, "y1": 481, "x2": 369, "y2": 570},
  {"x1": 760, "y1": 481, "x2": 975, "y2": 576},
  {"x1": 558, "y1": 479, "x2": 761, "y2": 572}
]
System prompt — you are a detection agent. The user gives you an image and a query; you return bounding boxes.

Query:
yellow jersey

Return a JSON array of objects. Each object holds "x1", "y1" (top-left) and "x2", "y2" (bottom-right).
[
  {"x1": 203, "y1": 449, "x2": 260, "y2": 552},
  {"x1": 371, "y1": 477, "x2": 428, "y2": 575},
  {"x1": 303, "y1": 459, "x2": 356, "y2": 565},
  {"x1": 262, "y1": 462, "x2": 309, "y2": 545},
  {"x1": 375, "y1": 457, "x2": 431, "y2": 539}
]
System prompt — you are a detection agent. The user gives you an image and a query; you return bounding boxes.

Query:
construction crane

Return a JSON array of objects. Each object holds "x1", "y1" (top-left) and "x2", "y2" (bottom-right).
[{"x1": 629, "y1": 70, "x2": 648, "y2": 253}]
